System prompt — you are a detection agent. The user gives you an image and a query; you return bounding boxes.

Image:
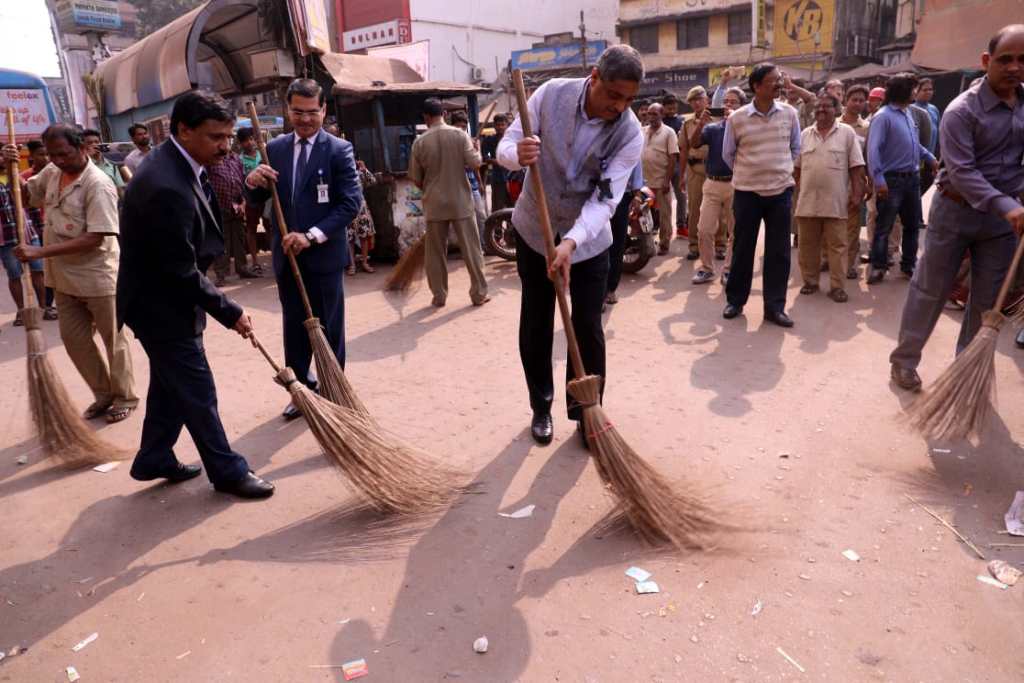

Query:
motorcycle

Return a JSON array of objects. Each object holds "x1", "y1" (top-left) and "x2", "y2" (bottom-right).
[
  {"x1": 620, "y1": 187, "x2": 656, "y2": 274},
  {"x1": 483, "y1": 169, "x2": 524, "y2": 261}
]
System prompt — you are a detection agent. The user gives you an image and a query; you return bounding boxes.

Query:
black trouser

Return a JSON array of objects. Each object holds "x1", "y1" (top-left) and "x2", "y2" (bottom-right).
[
  {"x1": 871, "y1": 172, "x2": 922, "y2": 273},
  {"x1": 606, "y1": 191, "x2": 633, "y2": 294},
  {"x1": 490, "y1": 181, "x2": 510, "y2": 212},
  {"x1": 516, "y1": 232, "x2": 608, "y2": 421},
  {"x1": 726, "y1": 188, "x2": 792, "y2": 315},
  {"x1": 277, "y1": 266, "x2": 345, "y2": 387},
  {"x1": 131, "y1": 334, "x2": 249, "y2": 486}
]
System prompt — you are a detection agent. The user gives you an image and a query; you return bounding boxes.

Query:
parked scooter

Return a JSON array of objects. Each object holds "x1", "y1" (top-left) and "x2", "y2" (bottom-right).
[{"x1": 483, "y1": 169, "x2": 524, "y2": 260}]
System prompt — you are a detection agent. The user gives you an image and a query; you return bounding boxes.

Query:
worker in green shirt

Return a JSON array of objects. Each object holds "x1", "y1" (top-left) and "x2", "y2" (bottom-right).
[
  {"x1": 237, "y1": 127, "x2": 264, "y2": 274},
  {"x1": 83, "y1": 129, "x2": 126, "y2": 197}
]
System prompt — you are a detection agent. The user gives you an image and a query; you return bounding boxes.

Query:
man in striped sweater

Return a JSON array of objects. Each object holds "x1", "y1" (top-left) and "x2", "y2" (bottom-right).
[{"x1": 721, "y1": 63, "x2": 802, "y2": 327}]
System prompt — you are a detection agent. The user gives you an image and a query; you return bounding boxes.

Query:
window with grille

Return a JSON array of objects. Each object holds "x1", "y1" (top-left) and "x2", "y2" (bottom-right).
[
  {"x1": 728, "y1": 11, "x2": 751, "y2": 45},
  {"x1": 676, "y1": 17, "x2": 709, "y2": 50},
  {"x1": 630, "y1": 24, "x2": 660, "y2": 54}
]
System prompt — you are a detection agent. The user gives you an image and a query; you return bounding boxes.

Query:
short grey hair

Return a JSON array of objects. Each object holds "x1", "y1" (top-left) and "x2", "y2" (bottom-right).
[
  {"x1": 596, "y1": 44, "x2": 644, "y2": 83},
  {"x1": 725, "y1": 87, "x2": 746, "y2": 104}
]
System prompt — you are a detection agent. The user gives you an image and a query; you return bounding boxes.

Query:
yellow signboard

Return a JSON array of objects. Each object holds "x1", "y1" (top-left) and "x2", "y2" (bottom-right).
[{"x1": 773, "y1": 0, "x2": 834, "y2": 58}]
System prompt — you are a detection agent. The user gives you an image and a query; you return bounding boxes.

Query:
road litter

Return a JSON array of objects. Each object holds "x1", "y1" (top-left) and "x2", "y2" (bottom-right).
[
  {"x1": 625, "y1": 567, "x2": 651, "y2": 582},
  {"x1": 689, "y1": 635, "x2": 699, "y2": 643},
  {"x1": 905, "y1": 494, "x2": 985, "y2": 559},
  {"x1": 137, "y1": 593, "x2": 145, "y2": 602},
  {"x1": 76, "y1": 577, "x2": 93, "y2": 584},
  {"x1": 4, "y1": 646, "x2": 26, "y2": 658},
  {"x1": 498, "y1": 505, "x2": 535, "y2": 519},
  {"x1": 932, "y1": 448, "x2": 951, "y2": 454},
  {"x1": 66, "y1": 666, "x2": 80, "y2": 682},
  {"x1": 71, "y1": 633, "x2": 97, "y2": 652},
  {"x1": 842, "y1": 549, "x2": 861, "y2": 562},
  {"x1": 977, "y1": 575, "x2": 1009, "y2": 590},
  {"x1": 635, "y1": 581, "x2": 660, "y2": 594},
  {"x1": 473, "y1": 636, "x2": 489, "y2": 653},
  {"x1": 798, "y1": 573, "x2": 811, "y2": 581},
  {"x1": 15, "y1": 455, "x2": 27, "y2": 465},
  {"x1": 988, "y1": 560, "x2": 1022, "y2": 587},
  {"x1": 92, "y1": 462, "x2": 119, "y2": 473},
  {"x1": 1005, "y1": 491, "x2": 1024, "y2": 537},
  {"x1": 776, "y1": 646, "x2": 806, "y2": 673},
  {"x1": 176, "y1": 650, "x2": 191, "y2": 660},
  {"x1": 750, "y1": 599, "x2": 763, "y2": 616},
  {"x1": 342, "y1": 658, "x2": 369, "y2": 680},
  {"x1": 338, "y1": 618, "x2": 351, "y2": 625}
]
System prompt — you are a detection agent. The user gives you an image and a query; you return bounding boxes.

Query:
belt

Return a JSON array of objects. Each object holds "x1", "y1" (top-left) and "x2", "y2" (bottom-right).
[
  {"x1": 938, "y1": 186, "x2": 969, "y2": 208},
  {"x1": 687, "y1": 157, "x2": 705, "y2": 166},
  {"x1": 883, "y1": 170, "x2": 918, "y2": 178},
  {"x1": 707, "y1": 174, "x2": 733, "y2": 182}
]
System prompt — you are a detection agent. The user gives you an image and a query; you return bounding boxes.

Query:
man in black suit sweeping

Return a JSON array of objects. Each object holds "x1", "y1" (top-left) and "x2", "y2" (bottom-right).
[
  {"x1": 118, "y1": 91, "x2": 274, "y2": 499},
  {"x1": 245, "y1": 78, "x2": 361, "y2": 420}
]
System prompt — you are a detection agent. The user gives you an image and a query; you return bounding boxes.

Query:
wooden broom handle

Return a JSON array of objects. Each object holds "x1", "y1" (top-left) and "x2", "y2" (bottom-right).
[
  {"x1": 511, "y1": 70, "x2": 587, "y2": 380},
  {"x1": 246, "y1": 102, "x2": 315, "y2": 320},
  {"x1": 248, "y1": 333, "x2": 283, "y2": 374},
  {"x1": 994, "y1": 223, "x2": 1024, "y2": 312},
  {"x1": 5, "y1": 108, "x2": 37, "y2": 310}
]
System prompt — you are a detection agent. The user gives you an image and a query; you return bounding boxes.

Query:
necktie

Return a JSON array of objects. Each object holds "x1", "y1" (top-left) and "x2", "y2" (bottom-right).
[
  {"x1": 293, "y1": 137, "x2": 309, "y2": 203},
  {"x1": 199, "y1": 169, "x2": 214, "y2": 205}
]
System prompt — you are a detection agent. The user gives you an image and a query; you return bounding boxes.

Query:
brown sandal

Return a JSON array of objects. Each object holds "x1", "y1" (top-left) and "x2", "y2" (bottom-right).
[
  {"x1": 106, "y1": 406, "x2": 134, "y2": 423},
  {"x1": 83, "y1": 401, "x2": 113, "y2": 419}
]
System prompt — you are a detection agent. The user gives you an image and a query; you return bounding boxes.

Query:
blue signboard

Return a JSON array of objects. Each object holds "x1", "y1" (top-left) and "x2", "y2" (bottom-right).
[
  {"x1": 511, "y1": 40, "x2": 609, "y2": 71},
  {"x1": 70, "y1": 1, "x2": 123, "y2": 31}
]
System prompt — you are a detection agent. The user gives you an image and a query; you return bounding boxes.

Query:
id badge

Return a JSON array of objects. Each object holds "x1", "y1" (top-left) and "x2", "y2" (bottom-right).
[{"x1": 316, "y1": 169, "x2": 329, "y2": 203}]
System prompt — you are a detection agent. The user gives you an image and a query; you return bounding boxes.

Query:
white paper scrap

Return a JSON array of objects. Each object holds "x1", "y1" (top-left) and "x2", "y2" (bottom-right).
[
  {"x1": 842, "y1": 549, "x2": 861, "y2": 562},
  {"x1": 625, "y1": 566, "x2": 652, "y2": 583},
  {"x1": 977, "y1": 575, "x2": 1009, "y2": 590},
  {"x1": 1005, "y1": 491, "x2": 1024, "y2": 537},
  {"x1": 498, "y1": 504, "x2": 535, "y2": 519},
  {"x1": 751, "y1": 600, "x2": 763, "y2": 616},
  {"x1": 71, "y1": 632, "x2": 98, "y2": 652},
  {"x1": 635, "y1": 581, "x2": 661, "y2": 594},
  {"x1": 66, "y1": 667, "x2": 80, "y2": 682},
  {"x1": 92, "y1": 462, "x2": 120, "y2": 473}
]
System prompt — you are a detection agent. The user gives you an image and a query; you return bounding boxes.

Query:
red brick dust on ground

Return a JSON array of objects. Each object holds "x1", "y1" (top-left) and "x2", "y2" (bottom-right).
[{"x1": 1, "y1": 230, "x2": 1023, "y2": 680}]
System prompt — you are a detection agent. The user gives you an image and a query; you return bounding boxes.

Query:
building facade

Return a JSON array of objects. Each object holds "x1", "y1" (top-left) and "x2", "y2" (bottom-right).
[{"x1": 336, "y1": 0, "x2": 619, "y2": 84}]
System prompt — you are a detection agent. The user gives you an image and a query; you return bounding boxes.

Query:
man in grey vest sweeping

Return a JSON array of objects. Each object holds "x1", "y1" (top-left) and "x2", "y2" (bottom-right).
[{"x1": 497, "y1": 45, "x2": 644, "y2": 445}]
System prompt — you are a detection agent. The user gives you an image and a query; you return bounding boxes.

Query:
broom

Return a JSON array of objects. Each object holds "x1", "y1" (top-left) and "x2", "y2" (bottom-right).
[
  {"x1": 906, "y1": 231, "x2": 1024, "y2": 441},
  {"x1": 510, "y1": 71, "x2": 720, "y2": 548},
  {"x1": 245, "y1": 103, "x2": 367, "y2": 415},
  {"x1": 247, "y1": 332, "x2": 462, "y2": 513},
  {"x1": 5, "y1": 108, "x2": 127, "y2": 466},
  {"x1": 383, "y1": 234, "x2": 425, "y2": 292}
]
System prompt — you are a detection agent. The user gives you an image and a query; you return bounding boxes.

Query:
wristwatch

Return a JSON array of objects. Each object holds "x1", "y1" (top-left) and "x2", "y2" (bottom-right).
[{"x1": 304, "y1": 230, "x2": 316, "y2": 244}]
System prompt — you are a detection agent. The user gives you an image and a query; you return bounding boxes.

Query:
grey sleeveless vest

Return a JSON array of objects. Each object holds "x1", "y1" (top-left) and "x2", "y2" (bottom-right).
[{"x1": 513, "y1": 78, "x2": 640, "y2": 259}]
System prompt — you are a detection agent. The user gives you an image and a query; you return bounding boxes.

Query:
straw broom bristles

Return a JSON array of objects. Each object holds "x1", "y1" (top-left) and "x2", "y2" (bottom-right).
[
  {"x1": 510, "y1": 70, "x2": 724, "y2": 549},
  {"x1": 383, "y1": 235, "x2": 426, "y2": 292},
  {"x1": 252, "y1": 335, "x2": 463, "y2": 513},
  {"x1": 304, "y1": 317, "x2": 369, "y2": 416}
]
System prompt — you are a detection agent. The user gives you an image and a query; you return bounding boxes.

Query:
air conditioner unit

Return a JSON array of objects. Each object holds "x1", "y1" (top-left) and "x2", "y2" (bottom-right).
[
  {"x1": 250, "y1": 49, "x2": 297, "y2": 79},
  {"x1": 470, "y1": 66, "x2": 485, "y2": 82}
]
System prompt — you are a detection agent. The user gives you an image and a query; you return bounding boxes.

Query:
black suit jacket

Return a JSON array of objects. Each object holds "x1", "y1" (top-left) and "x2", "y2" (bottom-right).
[{"x1": 117, "y1": 140, "x2": 242, "y2": 341}]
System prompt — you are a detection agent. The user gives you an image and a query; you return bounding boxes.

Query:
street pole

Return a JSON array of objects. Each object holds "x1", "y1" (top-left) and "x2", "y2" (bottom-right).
[{"x1": 579, "y1": 10, "x2": 588, "y2": 71}]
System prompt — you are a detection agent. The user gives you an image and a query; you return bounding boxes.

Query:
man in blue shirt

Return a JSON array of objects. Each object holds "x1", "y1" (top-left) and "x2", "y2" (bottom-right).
[
  {"x1": 866, "y1": 73, "x2": 939, "y2": 284},
  {"x1": 914, "y1": 77, "x2": 942, "y2": 196}
]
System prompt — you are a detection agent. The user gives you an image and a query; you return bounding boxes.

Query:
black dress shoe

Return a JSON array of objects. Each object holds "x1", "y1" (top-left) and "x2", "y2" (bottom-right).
[
  {"x1": 282, "y1": 402, "x2": 301, "y2": 421},
  {"x1": 722, "y1": 303, "x2": 743, "y2": 319},
  {"x1": 130, "y1": 461, "x2": 202, "y2": 483},
  {"x1": 531, "y1": 412, "x2": 553, "y2": 445},
  {"x1": 214, "y1": 471, "x2": 275, "y2": 499},
  {"x1": 686, "y1": 252, "x2": 699, "y2": 260},
  {"x1": 765, "y1": 311, "x2": 795, "y2": 328},
  {"x1": 890, "y1": 363, "x2": 922, "y2": 392},
  {"x1": 1017, "y1": 329, "x2": 1024, "y2": 349}
]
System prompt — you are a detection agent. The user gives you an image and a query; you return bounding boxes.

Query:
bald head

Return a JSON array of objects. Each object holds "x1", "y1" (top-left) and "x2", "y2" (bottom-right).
[
  {"x1": 646, "y1": 102, "x2": 664, "y2": 127},
  {"x1": 983, "y1": 23, "x2": 1024, "y2": 96}
]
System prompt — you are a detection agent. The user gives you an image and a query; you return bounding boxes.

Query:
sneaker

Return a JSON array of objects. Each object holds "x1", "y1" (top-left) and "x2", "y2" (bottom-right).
[
  {"x1": 685, "y1": 252, "x2": 699, "y2": 261},
  {"x1": 691, "y1": 270, "x2": 715, "y2": 285},
  {"x1": 43, "y1": 306, "x2": 58, "y2": 320}
]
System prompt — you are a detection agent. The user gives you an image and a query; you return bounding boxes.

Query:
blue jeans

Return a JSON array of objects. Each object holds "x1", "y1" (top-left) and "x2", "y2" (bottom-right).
[
  {"x1": 871, "y1": 172, "x2": 922, "y2": 272},
  {"x1": 0, "y1": 238, "x2": 43, "y2": 280},
  {"x1": 726, "y1": 188, "x2": 793, "y2": 314}
]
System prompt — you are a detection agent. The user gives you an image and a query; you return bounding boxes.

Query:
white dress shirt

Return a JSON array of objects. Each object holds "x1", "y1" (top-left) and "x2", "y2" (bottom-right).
[
  {"x1": 496, "y1": 80, "x2": 643, "y2": 263},
  {"x1": 292, "y1": 129, "x2": 327, "y2": 243},
  {"x1": 170, "y1": 136, "x2": 204, "y2": 185}
]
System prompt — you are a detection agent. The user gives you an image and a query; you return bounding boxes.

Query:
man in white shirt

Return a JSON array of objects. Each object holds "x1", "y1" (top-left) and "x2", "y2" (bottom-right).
[
  {"x1": 498, "y1": 44, "x2": 643, "y2": 446},
  {"x1": 123, "y1": 123, "x2": 151, "y2": 175}
]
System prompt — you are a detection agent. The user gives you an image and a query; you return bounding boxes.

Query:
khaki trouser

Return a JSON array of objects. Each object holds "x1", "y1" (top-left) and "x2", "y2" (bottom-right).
[
  {"x1": 686, "y1": 168, "x2": 704, "y2": 253},
  {"x1": 846, "y1": 202, "x2": 863, "y2": 271},
  {"x1": 213, "y1": 214, "x2": 250, "y2": 277},
  {"x1": 424, "y1": 216, "x2": 488, "y2": 305},
  {"x1": 653, "y1": 187, "x2": 673, "y2": 250},
  {"x1": 55, "y1": 291, "x2": 138, "y2": 409},
  {"x1": 798, "y1": 217, "x2": 848, "y2": 292},
  {"x1": 697, "y1": 178, "x2": 734, "y2": 275},
  {"x1": 866, "y1": 195, "x2": 901, "y2": 258}
]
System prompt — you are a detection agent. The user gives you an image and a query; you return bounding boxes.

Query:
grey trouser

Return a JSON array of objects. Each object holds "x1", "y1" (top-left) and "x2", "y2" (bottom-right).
[{"x1": 890, "y1": 193, "x2": 1017, "y2": 370}]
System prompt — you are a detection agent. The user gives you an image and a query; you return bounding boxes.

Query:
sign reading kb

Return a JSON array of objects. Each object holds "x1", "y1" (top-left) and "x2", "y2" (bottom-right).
[{"x1": 773, "y1": 0, "x2": 834, "y2": 57}]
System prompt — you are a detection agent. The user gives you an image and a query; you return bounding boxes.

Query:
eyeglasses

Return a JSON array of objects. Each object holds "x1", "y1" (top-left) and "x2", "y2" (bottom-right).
[{"x1": 290, "y1": 109, "x2": 322, "y2": 119}]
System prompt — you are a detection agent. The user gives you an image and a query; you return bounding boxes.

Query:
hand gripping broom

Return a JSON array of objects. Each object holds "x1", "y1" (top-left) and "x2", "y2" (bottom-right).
[
  {"x1": 6, "y1": 108, "x2": 127, "y2": 466},
  {"x1": 906, "y1": 230, "x2": 1024, "y2": 441},
  {"x1": 246, "y1": 102, "x2": 367, "y2": 414},
  {"x1": 510, "y1": 72, "x2": 719, "y2": 548},
  {"x1": 248, "y1": 332, "x2": 462, "y2": 513}
]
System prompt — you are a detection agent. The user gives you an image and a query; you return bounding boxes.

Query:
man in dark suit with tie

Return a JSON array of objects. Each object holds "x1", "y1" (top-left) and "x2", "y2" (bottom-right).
[
  {"x1": 245, "y1": 78, "x2": 361, "y2": 420},
  {"x1": 118, "y1": 91, "x2": 274, "y2": 499}
]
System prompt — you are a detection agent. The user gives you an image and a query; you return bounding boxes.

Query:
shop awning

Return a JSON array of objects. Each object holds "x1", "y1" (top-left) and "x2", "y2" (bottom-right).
[
  {"x1": 911, "y1": 0, "x2": 1024, "y2": 71},
  {"x1": 319, "y1": 53, "x2": 489, "y2": 100},
  {"x1": 94, "y1": 0, "x2": 276, "y2": 116}
]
